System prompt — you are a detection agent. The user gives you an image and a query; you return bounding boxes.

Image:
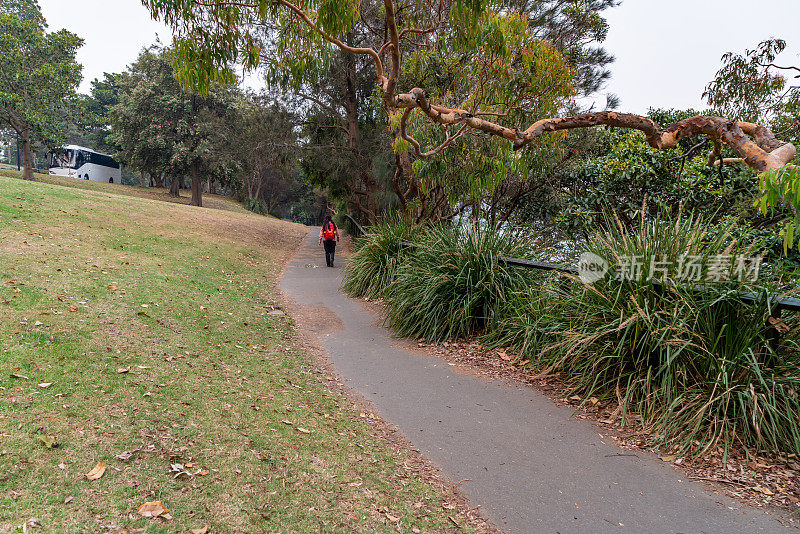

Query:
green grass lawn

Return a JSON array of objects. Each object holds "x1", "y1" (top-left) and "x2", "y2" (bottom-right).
[
  {"x1": 0, "y1": 168, "x2": 250, "y2": 214},
  {"x1": 0, "y1": 175, "x2": 476, "y2": 533}
]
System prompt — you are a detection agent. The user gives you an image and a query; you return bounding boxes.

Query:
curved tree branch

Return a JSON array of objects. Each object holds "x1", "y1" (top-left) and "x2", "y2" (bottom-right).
[
  {"x1": 176, "y1": 0, "x2": 797, "y2": 175},
  {"x1": 392, "y1": 88, "x2": 797, "y2": 172},
  {"x1": 400, "y1": 108, "x2": 468, "y2": 158}
]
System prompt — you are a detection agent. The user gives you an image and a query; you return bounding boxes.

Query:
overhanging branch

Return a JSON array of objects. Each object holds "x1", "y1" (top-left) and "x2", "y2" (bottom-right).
[{"x1": 393, "y1": 88, "x2": 797, "y2": 172}]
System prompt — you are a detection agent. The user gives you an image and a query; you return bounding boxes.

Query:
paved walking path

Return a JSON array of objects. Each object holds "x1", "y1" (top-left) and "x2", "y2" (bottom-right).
[{"x1": 281, "y1": 228, "x2": 791, "y2": 534}]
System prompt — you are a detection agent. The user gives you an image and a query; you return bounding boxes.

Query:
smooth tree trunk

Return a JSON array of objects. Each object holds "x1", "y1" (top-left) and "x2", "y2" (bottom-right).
[
  {"x1": 20, "y1": 129, "x2": 34, "y2": 181},
  {"x1": 169, "y1": 176, "x2": 180, "y2": 197},
  {"x1": 190, "y1": 163, "x2": 202, "y2": 207},
  {"x1": 141, "y1": 171, "x2": 147, "y2": 188},
  {"x1": 154, "y1": 173, "x2": 164, "y2": 188}
]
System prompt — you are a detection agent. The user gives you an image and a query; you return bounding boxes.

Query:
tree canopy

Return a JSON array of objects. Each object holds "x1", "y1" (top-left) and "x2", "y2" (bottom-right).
[
  {"x1": 144, "y1": 0, "x2": 796, "y2": 183},
  {"x1": 110, "y1": 47, "x2": 238, "y2": 206},
  {"x1": 0, "y1": 0, "x2": 83, "y2": 180}
]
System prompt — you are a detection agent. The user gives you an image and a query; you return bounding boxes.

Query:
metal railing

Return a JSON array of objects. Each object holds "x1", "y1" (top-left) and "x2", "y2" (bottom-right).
[
  {"x1": 343, "y1": 213, "x2": 367, "y2": 238},
  {"x1": 396, "y1": 239, "x2": 800, "y2": 316},
  {"x1": 498, "y1": 255, "x2": 800, "y2": 315}
]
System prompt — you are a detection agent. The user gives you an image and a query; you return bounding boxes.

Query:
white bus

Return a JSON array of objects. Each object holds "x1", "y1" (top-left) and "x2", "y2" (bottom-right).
[{"x1": 49, "y1": 145, "x2": 122, "y2": 184}]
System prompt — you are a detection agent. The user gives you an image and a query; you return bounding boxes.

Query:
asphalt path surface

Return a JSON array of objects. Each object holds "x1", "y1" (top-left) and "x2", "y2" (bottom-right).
[{"x1": 281, "y1": 228, "x2": 791, "y2": 534}]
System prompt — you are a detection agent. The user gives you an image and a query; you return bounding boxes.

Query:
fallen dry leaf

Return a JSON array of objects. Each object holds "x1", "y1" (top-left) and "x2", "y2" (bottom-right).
[
  {"x1": 768, "y1": 316, "x2": 791, "y2": 334},
  {"x1": 37, "y1": 435, "x2": 58, "y2": 449},
  {"x1": 38, "y1": 383, "x2": 52, "y2": 388},
  {"x1": 85, "y1": 461, "x2": 106, "y2": 481},
  {"x1": 190, "y1": 527, "x2": 208, "y2": 534},
  {"x1": 659, "y1": 455, "x2": 677, "y2": 463},
  {"x1": 117, "y1": 368, "x2": 130, "y2": 374},
  {"x1": 138, "y1": 501, "x2": 168, "y2": 518},
  {"x1": 10, "y1": 374, "x2": 30, "y2": 380},
  {"x1": 63, "y1": 496, "x2": 73, "y2": 504},
  {"x1": 107, "y1": 285, "x2": 118, "y2": 291},
  {"x1": 68, "y1": 305, "x2": 78, "y2": 312},
  {"x1": 296, "y1": 427, "x2": 311, "y2": 434},
  {"x1": 116, "y1": 450, "x2": 137, "y2": 462}
]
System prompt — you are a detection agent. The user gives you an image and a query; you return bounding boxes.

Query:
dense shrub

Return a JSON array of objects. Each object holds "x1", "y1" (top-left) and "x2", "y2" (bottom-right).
[
  {"x1": 245, "y1": 197, "x2": 267, "y2": 215},
  {"x1": 384, "y1": 223, "x2": 534, "y2": 342},
  {"x1": 489, "y1": 211, "x2": 800, "y2": 456},
  {"x1": 344, "y1": 209, "x2": 800, "y2": 455},
  {"x1": 343, "y1": 218, "x2": 416, "y2": 299}
]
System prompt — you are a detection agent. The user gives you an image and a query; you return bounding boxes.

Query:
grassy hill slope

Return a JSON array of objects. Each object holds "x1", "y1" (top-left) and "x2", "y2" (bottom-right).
[
  {"x1": 0, "y1": 168, "x2": 249, "y2": 214},
  {"x1": 0, "y1": 175, "x2": 478, "y2": 533}
]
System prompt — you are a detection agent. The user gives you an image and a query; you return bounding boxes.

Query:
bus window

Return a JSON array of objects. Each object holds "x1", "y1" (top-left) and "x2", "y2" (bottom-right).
[{"x1": 50, "y1": 150, "x2": 73, "y2": 169}]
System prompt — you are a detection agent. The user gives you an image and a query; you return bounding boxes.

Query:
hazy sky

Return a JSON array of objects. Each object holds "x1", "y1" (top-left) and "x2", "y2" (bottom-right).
[
  {"x1": 599, "y1": 0, "x2": 800, "y2": 113},
  {"x1": 39, "y1": 0, "x2": 800, "y2": 114},
  {"x1": 39, "y1": 0, "x2": 171, "y2": 93}
]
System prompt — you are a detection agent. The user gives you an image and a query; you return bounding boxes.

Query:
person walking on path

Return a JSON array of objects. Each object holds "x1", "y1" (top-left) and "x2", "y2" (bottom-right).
[{"x1": 319, "y1": 215, "x2": 340, "y2": 267}]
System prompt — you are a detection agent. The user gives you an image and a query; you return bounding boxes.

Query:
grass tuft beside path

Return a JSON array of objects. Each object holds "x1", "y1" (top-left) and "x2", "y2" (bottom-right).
[{"x1": 0, "y1": 175, "x2": 475, "y2": 533}]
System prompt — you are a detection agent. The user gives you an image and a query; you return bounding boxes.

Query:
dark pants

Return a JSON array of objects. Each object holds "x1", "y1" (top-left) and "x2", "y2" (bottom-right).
[{"x1": 323, "y1": 239, "x2": 336, "y2": 267}]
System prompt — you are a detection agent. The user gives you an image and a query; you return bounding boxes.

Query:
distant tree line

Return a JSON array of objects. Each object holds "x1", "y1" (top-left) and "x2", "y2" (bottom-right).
[{"x1": 3, "y1": 0, "x2": 798, "y2": 246}]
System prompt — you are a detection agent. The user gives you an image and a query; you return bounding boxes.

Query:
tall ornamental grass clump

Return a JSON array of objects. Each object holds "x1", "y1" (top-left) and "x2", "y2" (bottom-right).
[
  {"x1": 343, "y1": 218, "x2": 416, "y2": 299},
  {"x1": 384, "y1": 223, "x2": 534, "y2": 342},
  {"x1": 490, "y1": 210, "x2": 800, "y2": 456}
]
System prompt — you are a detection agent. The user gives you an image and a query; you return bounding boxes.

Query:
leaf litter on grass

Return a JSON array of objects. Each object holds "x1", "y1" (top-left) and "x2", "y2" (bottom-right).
[
  {"x1": 0, "y1": 175, "x2": 494, "y2": 533},
  {"x1": 85, "y1": 461, "x2": 106, "y2": 480}
]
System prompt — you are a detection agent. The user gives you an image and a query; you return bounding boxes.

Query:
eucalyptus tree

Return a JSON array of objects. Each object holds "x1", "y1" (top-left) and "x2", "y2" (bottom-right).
[
  {"x1": 260, "y1": 0, "x2": 392, "y2": 223},
  {"x1": 267, "y1": 0, "x2": 616, "y2": 224},
  {"x1": 509, "y1": 0, "x2": 619, "y2": 102},
  {"x1": 705, "y1": 38, "x2": 800, "y2": 250},
  {"x1": 0, "y1": 0, "x2": 83, "y2": 180},
  {"x1": 705, "y1": 39, "x2": 798, "y2": 126},
  {"x1": 143, "y1": 0, "x2": 798, "y2": 223},
  {"x1": 296, "y1": 53, "x2": 394, "y2": 223}
]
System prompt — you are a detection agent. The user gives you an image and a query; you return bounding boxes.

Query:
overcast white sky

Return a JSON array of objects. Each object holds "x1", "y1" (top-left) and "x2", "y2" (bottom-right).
[
  {"x1": 599, "y1": 0, "x2": 800, "y2": 113},
  {"x1": 39, "y1": 0, "x2": 172, "y2": 92},
  {"x1": 39, "y1": 0, "x2": 800, "y2": 114}
]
